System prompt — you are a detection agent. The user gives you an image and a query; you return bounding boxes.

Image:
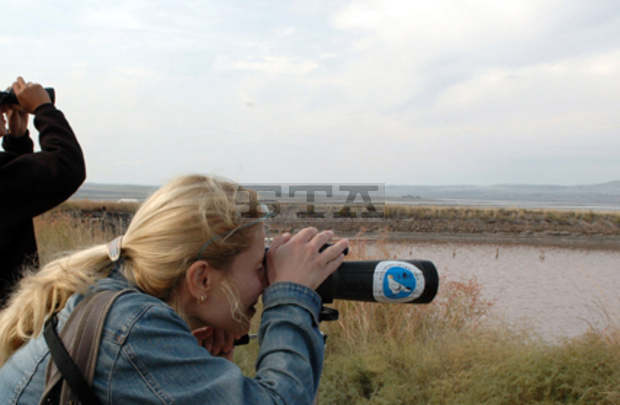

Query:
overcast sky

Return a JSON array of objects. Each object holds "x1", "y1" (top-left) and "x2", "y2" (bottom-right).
[{"x1": 2, "y1": 0, "x2": 619, "y2": 186}]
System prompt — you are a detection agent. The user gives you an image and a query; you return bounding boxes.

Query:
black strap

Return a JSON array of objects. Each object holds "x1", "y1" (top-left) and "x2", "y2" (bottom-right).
[{"x1": 43, "y1": 314, "x2": 102, "y2": 405}]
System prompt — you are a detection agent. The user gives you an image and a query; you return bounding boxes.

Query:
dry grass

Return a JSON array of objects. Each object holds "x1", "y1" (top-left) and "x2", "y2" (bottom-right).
[
  {"x1": 382, "y1": 205, "x2": 620, "y2": 235},
  {"x1": 34, "y1": 211, "x2": 111, "y2": 265},
  {"x1": 54, "y1": 200, "x2": 620, "y2": 241},
  {"x1": 59, "y1": 199, "x2": 140, "y2": 213}
]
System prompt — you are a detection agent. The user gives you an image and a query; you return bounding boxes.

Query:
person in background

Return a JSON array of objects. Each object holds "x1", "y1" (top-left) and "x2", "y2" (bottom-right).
[{"x1": 0, "y1": 77, "x2": 86, "y2": 304}]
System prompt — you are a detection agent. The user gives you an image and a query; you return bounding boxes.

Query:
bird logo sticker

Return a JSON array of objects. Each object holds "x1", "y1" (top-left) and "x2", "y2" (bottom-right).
[
  {"x1": 373, "y1": 261, "x2": 425, "y2": 303},
  {"x1": 385, "y1": 271, "x2": 414, "y2": 298}
]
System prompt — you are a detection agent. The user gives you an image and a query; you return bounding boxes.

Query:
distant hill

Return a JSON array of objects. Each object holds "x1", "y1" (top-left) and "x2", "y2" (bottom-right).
[
  {"x1": 73, "y1": 183, "x2": 158, "y2": 201},
  {"x1": 72, "y1": 180, "x2": 620, "y2": 210},
  {"x1": 386, "y1": 181, "x2": 620, "y2": 209}
]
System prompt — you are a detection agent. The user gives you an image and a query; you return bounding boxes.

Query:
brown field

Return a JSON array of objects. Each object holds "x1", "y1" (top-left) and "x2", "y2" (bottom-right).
[{"x1": 40, "y1": 200, "x2": 620, "y2": 251}]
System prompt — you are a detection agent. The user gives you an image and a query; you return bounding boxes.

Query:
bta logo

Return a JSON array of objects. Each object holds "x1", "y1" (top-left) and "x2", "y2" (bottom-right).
[{"x1": 238, "y1": 183, "x2": 385, "y2": 221}]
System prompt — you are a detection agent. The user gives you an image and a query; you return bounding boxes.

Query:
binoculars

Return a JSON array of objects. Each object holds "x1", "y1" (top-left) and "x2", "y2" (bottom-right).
[{"x1": 0, "y1": 88, "x2": 55, "y2": 107}]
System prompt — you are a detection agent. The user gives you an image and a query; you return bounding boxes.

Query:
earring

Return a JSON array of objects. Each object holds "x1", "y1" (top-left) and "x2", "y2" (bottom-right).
[{"x1": 200, "y1": 295, "x2": 205, "y2": 302}]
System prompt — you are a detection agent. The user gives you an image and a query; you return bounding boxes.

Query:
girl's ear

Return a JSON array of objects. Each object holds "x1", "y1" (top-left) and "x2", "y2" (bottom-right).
[{"x1": 185, "y1": 260, "x2": 211, "y2": 301}]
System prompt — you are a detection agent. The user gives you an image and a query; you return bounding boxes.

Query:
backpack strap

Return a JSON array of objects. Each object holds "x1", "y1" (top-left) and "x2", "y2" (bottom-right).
[{"x1": 39, "y1": 289, "x2": 134, "y2": 405}]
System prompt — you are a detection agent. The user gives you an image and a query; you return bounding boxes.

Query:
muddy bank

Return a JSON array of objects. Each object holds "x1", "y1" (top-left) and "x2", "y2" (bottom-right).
[
  {"x1": 51, "y1": 201, "x2": 620, "y2": 250},
  {"x1": 342, "y1": 232, "x2": 620, "y2": 251}
]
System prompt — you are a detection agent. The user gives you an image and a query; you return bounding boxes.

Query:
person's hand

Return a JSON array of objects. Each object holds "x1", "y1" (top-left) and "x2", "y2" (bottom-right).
[
  {"x1": 11, "y1": 76, "x2": 51, "y2": 114},
  {"x1": 6, "y1": 106, "x2": 28, "y2": 137},
  {"x1": 192, "y1": 326, "x2": 236, "y2": 361},
  {"x1": 266, "y1": 227, "x2": 349, "y2": 290},
  {"x1": 0, "y1": 112, "x2": 6, "y2": 138}
]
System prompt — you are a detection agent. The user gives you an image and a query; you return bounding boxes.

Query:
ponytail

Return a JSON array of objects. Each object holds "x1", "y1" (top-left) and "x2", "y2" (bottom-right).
[{"x1": 0, "y1": 245, "x2": 113, "y2": 365}]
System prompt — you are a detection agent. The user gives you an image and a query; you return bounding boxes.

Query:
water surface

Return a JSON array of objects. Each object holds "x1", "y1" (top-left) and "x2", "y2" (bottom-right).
[{"x1": 361, "y1": 241, "x2": 620, "y2": 341}]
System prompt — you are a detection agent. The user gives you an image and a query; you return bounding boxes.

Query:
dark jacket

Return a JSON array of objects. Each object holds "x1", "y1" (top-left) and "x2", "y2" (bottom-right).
[{"x1": 0, "y1": 103, "x2": 85, "y2": 300}]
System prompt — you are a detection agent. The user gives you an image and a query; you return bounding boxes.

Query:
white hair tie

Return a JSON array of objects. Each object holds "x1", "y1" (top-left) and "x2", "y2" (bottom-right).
[{"x1": 107, "y1": 236, "x2": 124, "y2": 262}]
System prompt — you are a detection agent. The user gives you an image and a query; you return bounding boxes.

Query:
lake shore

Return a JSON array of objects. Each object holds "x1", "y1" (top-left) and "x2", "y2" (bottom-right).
[
  {"x1": 50, "y1": 200, "x2": 620, "y2": 251},
  {"x1": 333, "y1": 231, "x2": 620, "y2": 251}
]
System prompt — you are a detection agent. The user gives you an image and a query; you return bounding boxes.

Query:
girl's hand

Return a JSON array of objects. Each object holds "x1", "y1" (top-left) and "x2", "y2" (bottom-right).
[
  {"x1": 192, "y1": 326, "x2": 235, "y2": 360},
  {"x1": 266, "y1": 227, "x2": 349, "y2": 290}
]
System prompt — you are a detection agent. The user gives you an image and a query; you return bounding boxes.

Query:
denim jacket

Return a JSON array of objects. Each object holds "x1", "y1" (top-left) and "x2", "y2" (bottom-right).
[{"x1": 0, "y1": 270, "x2": 324, "y2": 404}]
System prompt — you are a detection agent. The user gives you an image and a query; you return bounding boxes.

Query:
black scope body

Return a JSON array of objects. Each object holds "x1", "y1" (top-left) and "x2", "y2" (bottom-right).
[
  {"x1": 265, "y1": 244, "x2": 439, "y2": 305},
  {"x1": 316, "y1": 259, "x2": 439, "y2": 304},
  {"x1": 0, "y1": 88, "x2": 55, "y2": 106}
]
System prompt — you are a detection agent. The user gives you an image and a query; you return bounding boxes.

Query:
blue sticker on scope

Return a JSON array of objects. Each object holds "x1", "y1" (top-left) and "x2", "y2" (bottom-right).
[{"x1": 382, "y1": 266, "x2": 417, "y2": 299}]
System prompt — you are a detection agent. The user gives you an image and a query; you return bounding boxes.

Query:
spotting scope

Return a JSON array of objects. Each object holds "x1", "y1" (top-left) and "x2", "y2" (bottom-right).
[
  {"x1": 234, "y1": 245, "x2": 439, "y2": 345},
  {"x1": 316, "y1": 258, "x2": 438, "y2": 304}
]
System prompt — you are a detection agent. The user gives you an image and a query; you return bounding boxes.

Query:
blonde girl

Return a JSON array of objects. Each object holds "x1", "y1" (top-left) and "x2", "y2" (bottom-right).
[{"x1": 0, "y1": 174, "x2": 348, "y2": 404}]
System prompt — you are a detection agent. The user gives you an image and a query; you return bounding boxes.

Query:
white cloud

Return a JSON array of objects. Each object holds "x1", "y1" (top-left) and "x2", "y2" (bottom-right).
[
  {"x1": 332, "y1": 0, "x2": 547, "y2": 48},
  {"x1": 275, "y1": 26, "x2": 297, "y2": 37},
  {"x1": 217, "y1": 56, "x2": 319, "y2": 76},
  {"x1": 79, "y1": 3, "x2": 147, "y2": 31},
  {"x1": 434, "y1": 49, "x2": 620, "y2": 119}
]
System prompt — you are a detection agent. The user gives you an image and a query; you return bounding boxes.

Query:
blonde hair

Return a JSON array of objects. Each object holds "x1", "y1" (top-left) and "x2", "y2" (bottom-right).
[{"x1": 0, "y1": 174, "x2": 263, "y2": 365}]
